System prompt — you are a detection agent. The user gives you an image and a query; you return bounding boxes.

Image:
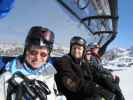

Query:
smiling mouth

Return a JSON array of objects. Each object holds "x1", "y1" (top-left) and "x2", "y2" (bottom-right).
[{"x1": 31, "y1": 61, "x2": 41, "y2": 64}]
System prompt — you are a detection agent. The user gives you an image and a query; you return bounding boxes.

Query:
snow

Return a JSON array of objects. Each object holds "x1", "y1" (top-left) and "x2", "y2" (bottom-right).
[
  {"x1": 102, "y1": 47, "x2": 133, "y2": 100},
  {"x1": 115, "y1": 67, "x2": 133, "y2": 100},
  {"x1": 103, "y1": 64, "x2": 133, "y2": 100}
]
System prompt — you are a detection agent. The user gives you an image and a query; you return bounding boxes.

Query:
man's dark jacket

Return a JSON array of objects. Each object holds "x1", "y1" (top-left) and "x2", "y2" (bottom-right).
[{"x1": 54, "y1": 54, "x2": 115, "y2": 100}]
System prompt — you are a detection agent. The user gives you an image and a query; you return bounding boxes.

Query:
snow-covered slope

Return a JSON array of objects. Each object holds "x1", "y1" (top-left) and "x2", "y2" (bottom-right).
[
  {"x1": 102, "y1": 47, "x2": 133, "y2": 99},
  {"x1": 116, "y1": 67, "x2": 133, "y2": 100},
  {"x1": 102, "y1": 47, "x2": 133, "y2": 70}
]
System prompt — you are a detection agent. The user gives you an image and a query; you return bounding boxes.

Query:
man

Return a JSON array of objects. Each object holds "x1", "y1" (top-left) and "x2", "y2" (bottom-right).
[
  {"x1": 55, "y1": 36, "x2": 115, "y2": 100},
  {"x1": 0, "y1": 26, "x2": 65, "y2": 100},
  {"x1": 85, "y1": 43, "x2": 125, "y2": 100}
]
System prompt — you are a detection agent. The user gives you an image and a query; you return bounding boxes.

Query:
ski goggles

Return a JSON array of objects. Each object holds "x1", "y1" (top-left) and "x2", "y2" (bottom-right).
[{"x1": 28, "y1": 49, "x2": 48, "y2": 58}]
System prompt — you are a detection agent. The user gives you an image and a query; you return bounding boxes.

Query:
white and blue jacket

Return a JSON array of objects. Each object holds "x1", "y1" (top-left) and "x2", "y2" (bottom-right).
[{"x1": 0, "y1": 56, "x2": 66, "y2": 100}]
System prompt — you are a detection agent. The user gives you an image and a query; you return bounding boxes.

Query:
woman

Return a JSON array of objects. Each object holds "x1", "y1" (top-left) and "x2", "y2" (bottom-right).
[{"x1": 0, "y1": 26, "x2": 65, "y2": 100}]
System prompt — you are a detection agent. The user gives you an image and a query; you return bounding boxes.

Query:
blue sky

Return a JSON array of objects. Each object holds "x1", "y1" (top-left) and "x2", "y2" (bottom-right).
[
  {"x1": 0, "y1": 0, "x2": 132, "y2": 49},
  {"x1": 109, "y1": 0, "x2": 133, "y2": 49}
]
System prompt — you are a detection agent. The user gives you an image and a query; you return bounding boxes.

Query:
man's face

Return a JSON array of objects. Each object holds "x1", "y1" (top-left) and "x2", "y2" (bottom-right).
[
  {"x1": 71, "y1": 44, "x2": 84, "y2": 59},
  {"x1": 25, "y1": 46, "x2": 49, "y2": 69}
]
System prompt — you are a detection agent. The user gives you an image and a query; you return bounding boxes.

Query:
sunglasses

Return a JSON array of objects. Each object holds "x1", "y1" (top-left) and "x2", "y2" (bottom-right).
[
  {"x1": 86, "y1": 52, "x2": 92, "y2": 55},
  {"x1": 28, "y1": 50, "x2": 48, "y2": 57}
]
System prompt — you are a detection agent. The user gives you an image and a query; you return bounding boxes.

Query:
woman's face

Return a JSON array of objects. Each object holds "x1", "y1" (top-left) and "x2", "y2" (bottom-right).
[
  {"x1": 25, "y1": 46, "x2": 49, "y2": 69},
  {"x1": 85, "y1": 51, "x2": 92, "y2": 61}
]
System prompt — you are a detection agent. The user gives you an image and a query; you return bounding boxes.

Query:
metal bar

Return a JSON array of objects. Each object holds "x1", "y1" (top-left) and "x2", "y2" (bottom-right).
[
  {"x1": 93, "y1": 31, "x2": 116, "y2": 35},
  {"x1": 57, "y1": 0, "x2": 94, "y2": 34},
  {"x1": 108, "y1": 0, "x2": 118, "y2": 35},
  {"x1": 82, "y1": 15, "x2": 118, "y2": 21}
]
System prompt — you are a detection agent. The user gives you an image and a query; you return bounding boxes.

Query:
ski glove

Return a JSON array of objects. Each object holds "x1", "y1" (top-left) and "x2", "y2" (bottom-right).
[{"x1": 7, "y1": 71, "x2": 51, "y2": 100}]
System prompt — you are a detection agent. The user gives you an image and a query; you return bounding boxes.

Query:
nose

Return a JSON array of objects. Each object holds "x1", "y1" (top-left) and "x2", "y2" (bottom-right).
[
  {"x1": 34, "y1": 53, "x2": 41, "y2": 61},
  {"x1": 74, "y1": 48, "x2": 79, "y2": 52}
]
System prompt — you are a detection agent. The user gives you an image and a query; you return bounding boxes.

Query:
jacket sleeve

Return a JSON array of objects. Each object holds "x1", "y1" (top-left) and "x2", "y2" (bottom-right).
[
  {"x1": 0, "y1": 56, "x2": 15, "y2": 74},
  {"x1": 82, "y1": 80, "x2": 116, "y2": 99},
  {"x1": 0, "y1": 57, "x2": 6, "y2": 74},
  {"x1": 0, "y1": 71, "x2": 12, "y2": 100},
  {"x1": 80, "y1": 62, "x2": 116, "y2": 99},
  {"x1": 90, "y1": 61, "x2": 121, "y2": 94},
  {"x1": 57, "y1": 57, "x2": 82, "y2": 93}
]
